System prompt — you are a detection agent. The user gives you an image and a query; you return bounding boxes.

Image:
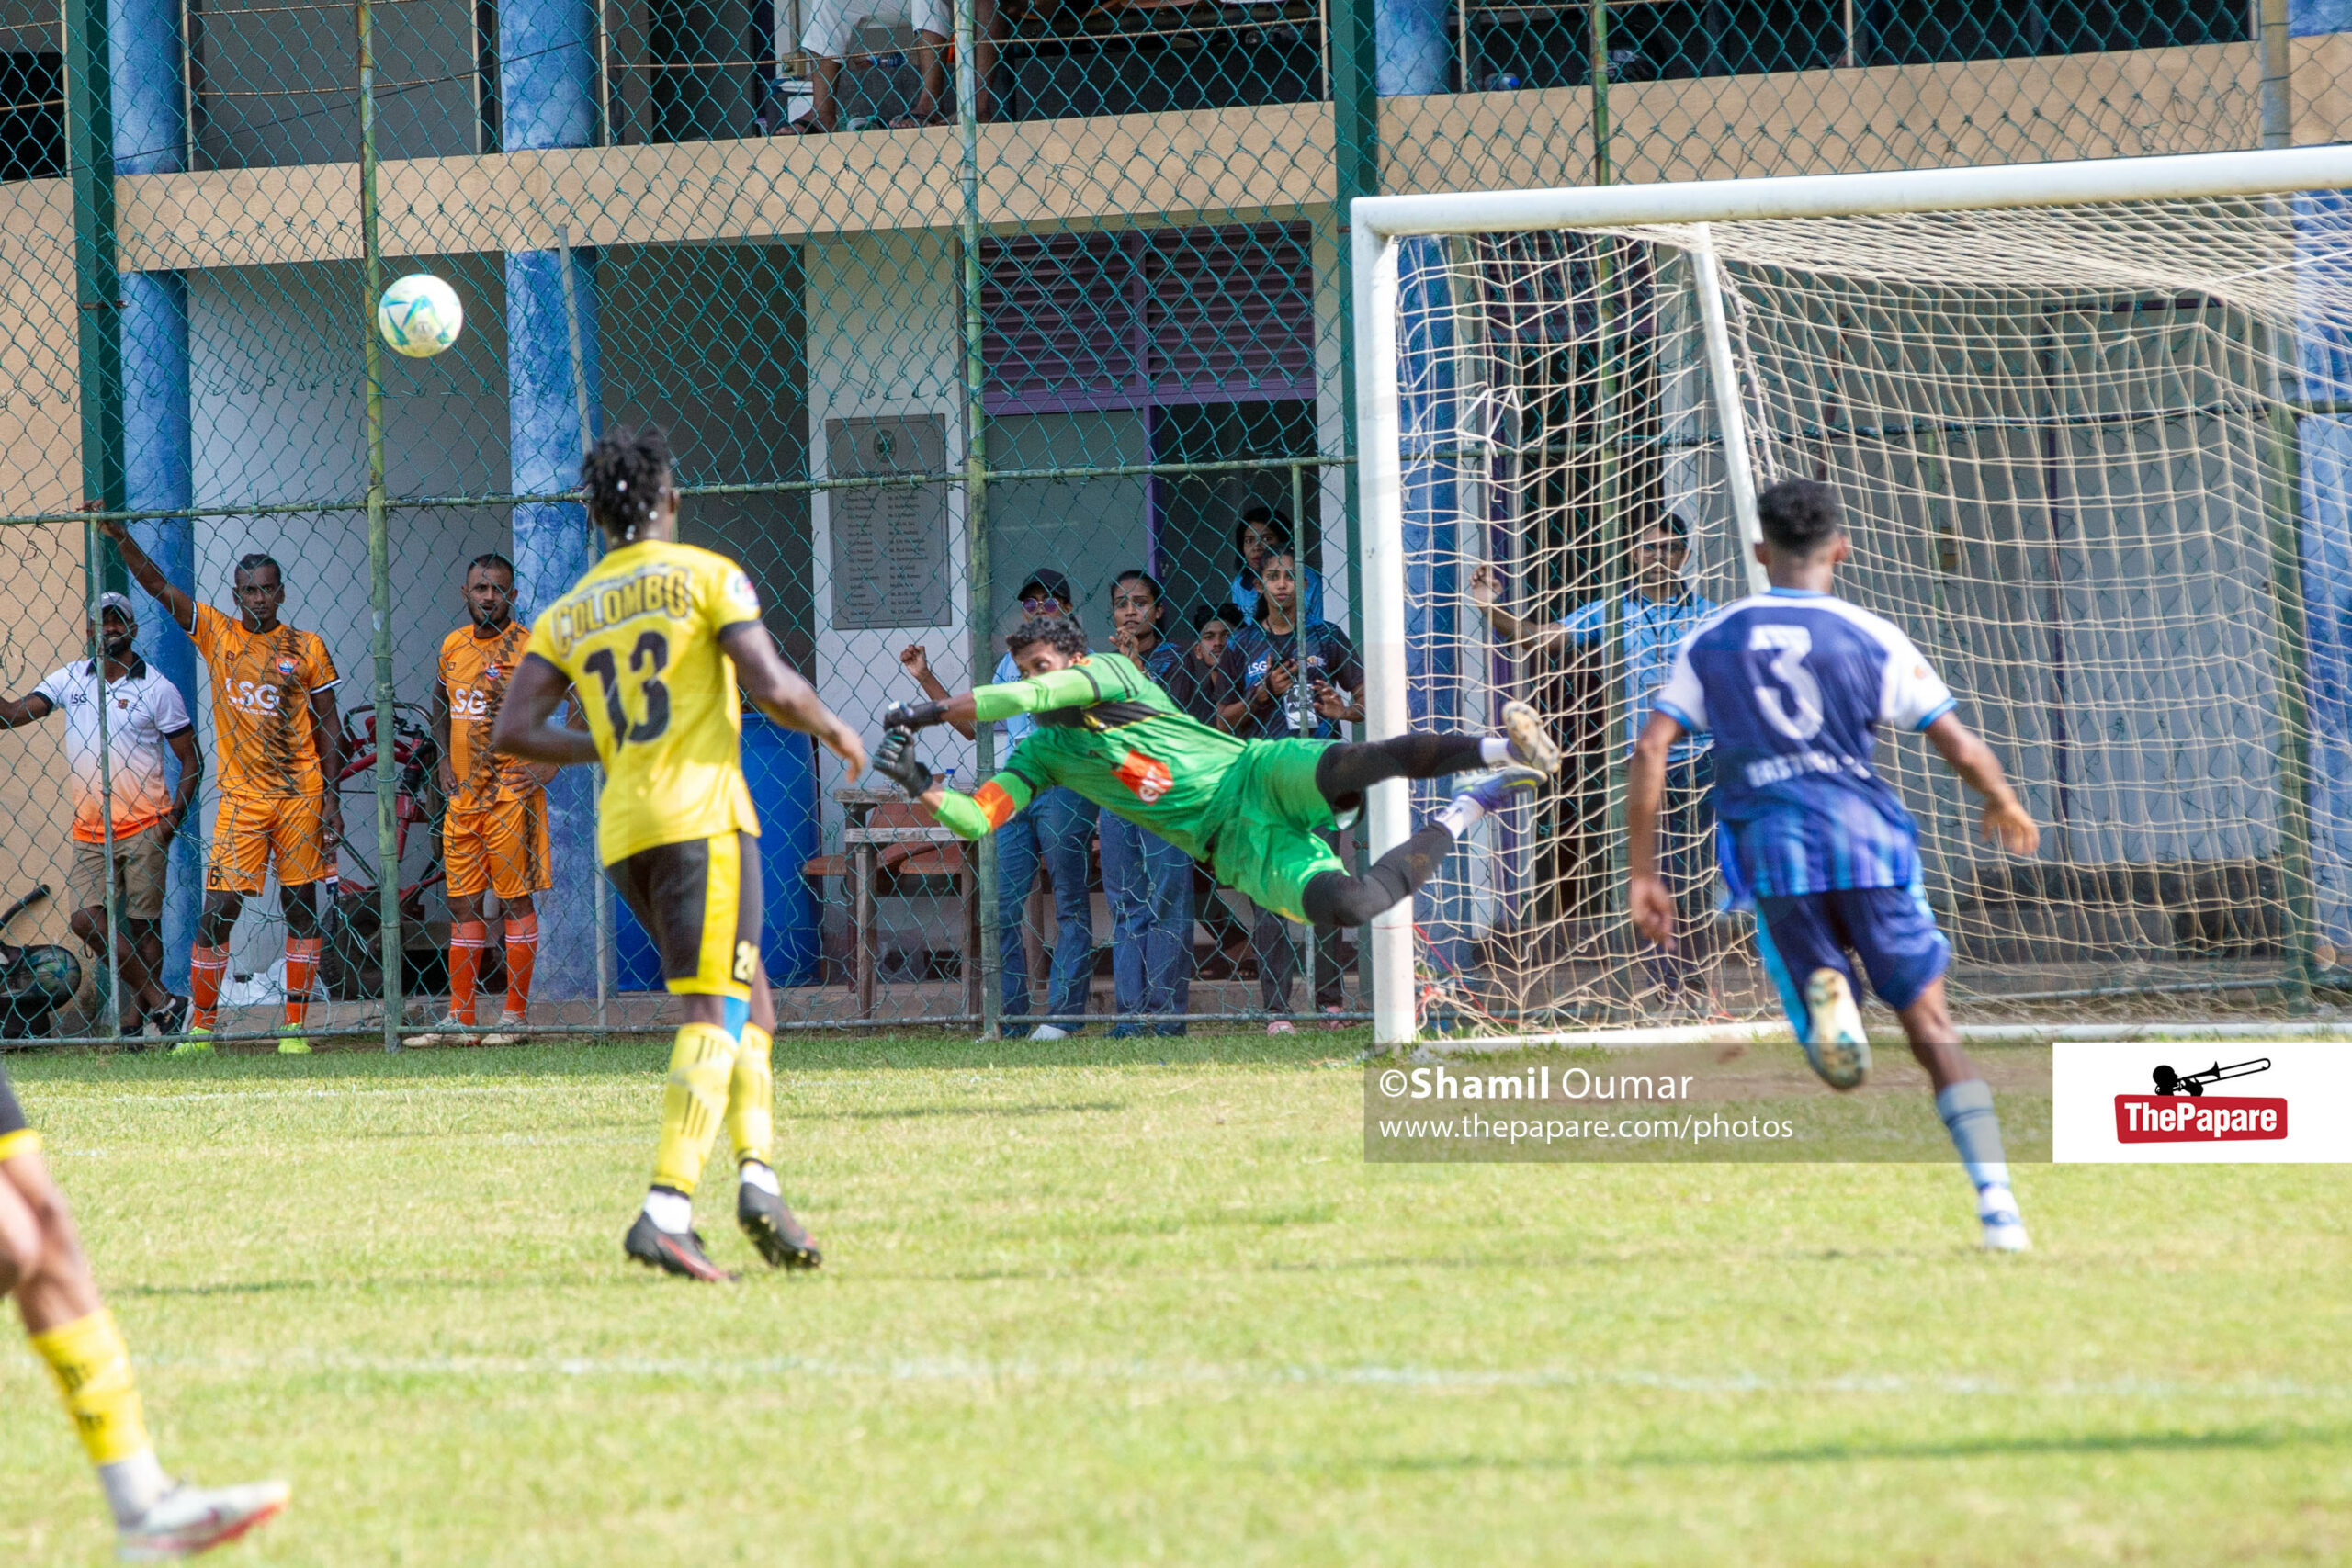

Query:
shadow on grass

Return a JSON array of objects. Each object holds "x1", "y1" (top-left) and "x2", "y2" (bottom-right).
[
  {"x1": 3, "y1": 1028, "x2": 1360, "y2": 1084},
  {"x1": 1372, "y1": 1423, "x2": 2347, "y2": 1473}
]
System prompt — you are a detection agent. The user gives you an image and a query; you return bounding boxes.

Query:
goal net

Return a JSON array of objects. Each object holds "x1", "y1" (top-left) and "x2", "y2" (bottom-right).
[{"x1": 1352, "y1": 149, "x2": 2352, "y2": 1045}]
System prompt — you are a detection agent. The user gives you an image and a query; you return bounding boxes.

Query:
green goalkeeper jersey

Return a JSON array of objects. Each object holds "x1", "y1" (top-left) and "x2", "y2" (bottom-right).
[{"x1": 932, "y1": 652, "x2": 1249, "y2": 858}]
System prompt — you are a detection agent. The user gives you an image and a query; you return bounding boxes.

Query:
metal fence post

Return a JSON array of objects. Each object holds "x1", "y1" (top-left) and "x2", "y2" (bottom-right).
[
  {"x1": 359, "y1": 0, "x2": 402, "y2": 1052},
  {"x1": 85, "y1": 518, "x2": 124, "y2": 1038},
  {"x1": 956, "y1": 0, "x2": 999, "y2": 1038},
  {"x1": 556, "y1": 222, "x2": 610, "y2": 1031},
  {"x1": 1331, "y1": 0, "x2": 1378, "y2": 998}
]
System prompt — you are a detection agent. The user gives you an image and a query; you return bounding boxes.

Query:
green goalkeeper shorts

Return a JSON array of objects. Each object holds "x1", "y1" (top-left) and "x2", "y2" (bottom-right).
[{"x1": 1207, "y1": 738, "x2": 1348, "y2": 924}]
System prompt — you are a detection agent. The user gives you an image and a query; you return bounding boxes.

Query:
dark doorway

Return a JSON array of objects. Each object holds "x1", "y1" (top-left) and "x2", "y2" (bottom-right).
[{"x1": 1149, "y1": 399, "x2": 1321, "y2": 628}]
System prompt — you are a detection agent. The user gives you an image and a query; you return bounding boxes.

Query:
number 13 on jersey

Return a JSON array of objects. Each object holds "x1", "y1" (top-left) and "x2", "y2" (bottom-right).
[{"x1": 582, "y1": 629, "x2": 673, "y2": 750}]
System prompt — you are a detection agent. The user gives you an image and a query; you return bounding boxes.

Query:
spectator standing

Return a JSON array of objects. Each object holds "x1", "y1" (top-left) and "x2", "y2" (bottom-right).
[
  {"x1": 1159, "y1": 602, "x2": 1254, "y2": 978},
  {"x1": 1227, "y1": 548, "x2": 1363, "y2": 1031},
  {"x1": 794, "y1": 0, "x2": 1000, "y2": 131},
  {"x1": 1468, "y1": 511, "x2": 1719, "y2": 1004},
  {"x1": 1099, "y1": 570, "x2": 1193, "y2": 1037},
  {"x1": 1227, "y1": 502, "x2": 1326, "y2": 627},
  {"x1": 0, "y1": 594, "x2": 202, "y2": 1037},
  {"x1": 899, "y1": 567, "x2": 1098, "y2": 1038}
]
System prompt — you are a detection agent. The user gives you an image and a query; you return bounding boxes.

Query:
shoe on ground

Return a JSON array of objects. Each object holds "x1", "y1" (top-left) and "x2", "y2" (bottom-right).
[
  {"x1": 1499, "y1": 699, "x2": 1563, "y2": 775},
  {"x1": 623, "y1": 1210, "x2": 736, "y2": 1281},
  {"x1": 117, "y1": 1478, "x2": 291, "y2": 1562},
  {"x1": 737, "y1": 1179, "x2": 823, "y2": 1270},
  {"x1": 147, "y1": 994, "x2": 189, "y2": 1038},
  {"x1": 1320, "y1": 1004, "x2": 1349, "y2": 1032},
  {"x1": 1267, "y1": 1019, "x2": 1296, "y2": 1035},
  {"x1": 275, "y1": 1034, "x2": 311, "y2": 1055},
  {"x1": 1462, "y1": 764, "x2": 1547, "y2": 815},
  {"x1": 477, "y1": 1013, "x2": 527, "y2": 1046},
  {"x1": 1801, "y1": 967, "x2": 1871, "y2": 1090},
  {"x1": 1978, "y1": 1184, "x2": 2031, "y2": 1253},
  {"x1": 167, "y1": 1028, "x2": 213, "y2": 1058},
  {"x1": 1027, "y1": 1023, "x2": 1071, "y2": 1040},
  {"x1": 408, "y1": 1012, "x2": 479, "y2": 1047}
]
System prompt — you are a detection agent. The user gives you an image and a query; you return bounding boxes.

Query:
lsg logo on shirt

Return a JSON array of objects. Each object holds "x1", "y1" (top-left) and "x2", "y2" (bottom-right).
[{"x1": 1115, "y1": 750, "x2": 1173, "y2": 804}]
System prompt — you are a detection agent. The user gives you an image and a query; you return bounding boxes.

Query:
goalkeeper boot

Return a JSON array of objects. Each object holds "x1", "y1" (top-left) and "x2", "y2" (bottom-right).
[
  {"x1": 276, "y1": 1034, "x2": 311, "y2": 1055},
  {"x1": 624, "y1": 1210, "x2": 736, "y2": 1282},
  {"x1": 1801, "y1": 968, "x2": 1871, "y2": 1090},
  {"x1": 1978, "y1": 1185, "x2": 2032, "y2": 1254},
  {"x1": 167, "y1": 1028, "x2": 213, "y2": 1058},
  {"x1": 737, "y1": 1170, "x2": 823, "y2": 1270},
  {"x1": 117, "y1": 1478, "x2": 291, "y2": 1562},
  {"x1": 1461, "y1": 764, "x2": 1547, "y2": 815},
  {"x1": 1499, "y1": 699, "x2": 1563, "y2": 776}
]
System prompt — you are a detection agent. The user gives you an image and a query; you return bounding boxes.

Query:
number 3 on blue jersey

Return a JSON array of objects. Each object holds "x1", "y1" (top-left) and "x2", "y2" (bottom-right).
[{"x1": 1749, "y1": 625, "x2": 1824, "y2": 741}]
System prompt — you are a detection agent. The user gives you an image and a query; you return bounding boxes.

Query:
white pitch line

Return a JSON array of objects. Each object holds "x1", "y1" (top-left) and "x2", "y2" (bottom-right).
[{"x1": 130, "y1": 1350, "x2": 2352, "y2": 1402}]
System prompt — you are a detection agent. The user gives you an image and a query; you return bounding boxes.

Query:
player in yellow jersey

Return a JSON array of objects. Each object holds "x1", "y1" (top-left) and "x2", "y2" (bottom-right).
[
  {"x1": 493, "y1": 425, "x2": 868, "y2": 1280},
  {"x1": 3, "y1": 1066, "x2": 289, "y2": 1556}
]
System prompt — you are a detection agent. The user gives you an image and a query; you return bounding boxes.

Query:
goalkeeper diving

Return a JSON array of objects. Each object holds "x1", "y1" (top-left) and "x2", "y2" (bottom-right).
[{"x1": 875, "y1": 615, "x2": 1560, "y2": 935}]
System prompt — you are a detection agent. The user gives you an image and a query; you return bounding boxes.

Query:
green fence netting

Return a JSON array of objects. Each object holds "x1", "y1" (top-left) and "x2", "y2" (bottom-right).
[{"x1": 0, "y1": 0, "x2": 2316, "y2": 1045}]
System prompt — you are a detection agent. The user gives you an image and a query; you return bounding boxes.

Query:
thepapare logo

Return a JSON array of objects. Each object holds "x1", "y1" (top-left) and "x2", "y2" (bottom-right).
[
  {"x1": 1115, "y1": 750, "x2": 1174, "y2": 804},
  {"x1": 2115, "y1": 1056, "x2": 2285, "y2": 1144}
]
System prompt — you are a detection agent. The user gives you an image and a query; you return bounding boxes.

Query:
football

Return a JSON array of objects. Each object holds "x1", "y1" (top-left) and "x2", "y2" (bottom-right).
[{"x1": 376, "y1": 273, "x2": 465, "y2": 358}]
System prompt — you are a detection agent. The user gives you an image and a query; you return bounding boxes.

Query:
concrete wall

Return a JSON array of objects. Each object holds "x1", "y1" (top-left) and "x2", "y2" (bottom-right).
[{"x1": 187, "y1": 254, "x2": 512, "y2": 973}]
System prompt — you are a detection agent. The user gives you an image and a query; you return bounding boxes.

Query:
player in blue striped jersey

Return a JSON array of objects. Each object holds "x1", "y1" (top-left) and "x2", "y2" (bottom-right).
[{"x1": 1626, "y1": 479, "x2": 2041, "y2": 1252}]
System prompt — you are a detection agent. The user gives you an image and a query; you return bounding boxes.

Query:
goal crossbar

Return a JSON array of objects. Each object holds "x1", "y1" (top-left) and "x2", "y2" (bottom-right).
[{"x1": 1351, "y1": 145, "x2": 2352, "y2": 1048}]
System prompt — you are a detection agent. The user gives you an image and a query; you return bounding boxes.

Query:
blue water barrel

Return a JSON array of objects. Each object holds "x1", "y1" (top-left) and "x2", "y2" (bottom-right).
[{"x1": 615, "y1": 713, "x2": 823, "y2": 989}]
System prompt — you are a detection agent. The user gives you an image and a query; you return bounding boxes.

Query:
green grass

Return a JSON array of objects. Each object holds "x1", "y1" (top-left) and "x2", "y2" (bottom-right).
[{"x1": 2, "y1": 1033, "x2": 2347, "y2": 1565}]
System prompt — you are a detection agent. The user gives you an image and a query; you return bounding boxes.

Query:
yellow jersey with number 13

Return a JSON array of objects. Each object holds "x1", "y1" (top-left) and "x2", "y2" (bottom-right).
[{"x1": 523, "y1": 538, "x2": 763, "y2": 865}]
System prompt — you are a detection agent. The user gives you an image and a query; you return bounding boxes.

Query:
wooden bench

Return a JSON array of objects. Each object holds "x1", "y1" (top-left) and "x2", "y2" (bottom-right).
[{"x1": 805, "y1": 795, "x2": 982, "y2": 1020}]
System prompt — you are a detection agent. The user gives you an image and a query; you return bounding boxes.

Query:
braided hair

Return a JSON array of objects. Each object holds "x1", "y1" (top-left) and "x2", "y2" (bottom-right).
[{"x1": 582, "y1": 424, "x2": 673, "y2": 547}]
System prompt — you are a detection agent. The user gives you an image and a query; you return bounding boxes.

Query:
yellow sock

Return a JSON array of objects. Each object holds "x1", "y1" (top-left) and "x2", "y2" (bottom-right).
[
  {"x1": 725, "y1": 1023, "x2": 775, "y2": 1169},
  {"x1": 650, "y1": 1022, "x2": 740, "y2": 1195},
  {"x1": 31, "y1": 1308, "x2": 153, "y2": 1467}
]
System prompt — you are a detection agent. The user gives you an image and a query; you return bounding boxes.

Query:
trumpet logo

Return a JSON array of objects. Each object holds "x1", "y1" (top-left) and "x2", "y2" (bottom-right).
[
  {"x1": 2117, "y1": 1056, "x2": 2287, "y2": 1144},
  {"x1": 2149, "y1": 1058, "x2": 2272, "y2": 1097}
]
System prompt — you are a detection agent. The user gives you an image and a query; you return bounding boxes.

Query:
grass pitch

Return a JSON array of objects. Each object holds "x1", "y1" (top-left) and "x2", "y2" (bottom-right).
[{"x1": 1, "y1": 1032, "x2": 2346, "y2": 1565}]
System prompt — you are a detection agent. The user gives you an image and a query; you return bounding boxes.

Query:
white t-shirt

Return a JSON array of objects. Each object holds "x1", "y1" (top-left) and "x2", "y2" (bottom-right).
[{"x1": 33, "y1": 659, "x2": 194, "y2": 844}]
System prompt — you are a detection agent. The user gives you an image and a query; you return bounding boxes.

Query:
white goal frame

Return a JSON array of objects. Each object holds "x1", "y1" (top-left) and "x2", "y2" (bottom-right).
[{"x1": 1351, "y1": 143, "x2": 2352, "y2": 1049}]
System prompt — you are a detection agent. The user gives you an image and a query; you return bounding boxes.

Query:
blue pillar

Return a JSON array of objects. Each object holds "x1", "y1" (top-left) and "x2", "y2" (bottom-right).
[
  {"x1": 503, "y1": 0, "x2": 603, "y2": 997},
  {"x1": 1375, "y1": 0, "x2": 1449, "y2": 96},
  {"x1": 114, "y1": 0, "x2": 198, "y2": 984},
  {"x1": 1397, "y1": 236, "x2": 1472, "y2": 975}
]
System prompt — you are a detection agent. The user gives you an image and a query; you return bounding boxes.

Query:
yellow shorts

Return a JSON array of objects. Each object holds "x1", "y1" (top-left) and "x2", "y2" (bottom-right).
[
  {"x1": 608, "y1": 832, "x2": 763, "y2": 1000},
  {"x1": 444, "y1": 795, "x2": 551, "y2": 901},
  {"x1": 206, "y1": 792, "x2": 330, "y2": 894}
]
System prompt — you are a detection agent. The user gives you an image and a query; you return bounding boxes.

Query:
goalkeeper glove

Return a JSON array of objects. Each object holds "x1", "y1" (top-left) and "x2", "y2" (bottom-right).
[
  {"x1": 881, "y1": 699, "x2": 949, "y2": 732},
  {"x1": 873, "y1": 731, "x2": 934, "y2": 796}
]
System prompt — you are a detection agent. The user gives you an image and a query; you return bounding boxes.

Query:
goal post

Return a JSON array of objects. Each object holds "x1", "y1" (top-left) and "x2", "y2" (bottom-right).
[{"x1": 1352, "y1": 145, "x2": 2352, "y2": 1049}]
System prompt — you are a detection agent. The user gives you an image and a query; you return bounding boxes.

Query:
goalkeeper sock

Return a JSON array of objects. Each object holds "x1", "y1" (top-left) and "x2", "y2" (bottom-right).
[
  {"x1": 650, "y1": 1022, "x2": 740, "y2": 1197},
  {"x1": 188, "y1": 944, "x2": 229, "y2": 1032},
  {"x1": 1479, "y1": 737, "x2": 1512, "y2": 766},
  {"x1": 1935, "y1": 1079, "x2": 2012, "y2": 1194},
  {"x1": 448, "y1": 920, "x2": 487, "y2": 1024},
  {"x1": 725, "y1": 1022, "x2": 775, "y2": 1169},
  {"x1": 1437, "y1": 794, "x2": 1487, "y2": 837},
  {"x1": 31, "y1": 1309, "x2": 171, "y2": 1526},
  {"x1": 502, "y1": 912, "x2": 538, "y2": 1020},
  {"x1": 281, "y1": 936, "x2": 322, "y2": 1032}
]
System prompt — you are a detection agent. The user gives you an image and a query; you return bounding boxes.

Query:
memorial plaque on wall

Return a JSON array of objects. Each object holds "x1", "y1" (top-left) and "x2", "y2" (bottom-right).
[{"x1": 827, "y1": 415, "x2": 950, "y2": 629}]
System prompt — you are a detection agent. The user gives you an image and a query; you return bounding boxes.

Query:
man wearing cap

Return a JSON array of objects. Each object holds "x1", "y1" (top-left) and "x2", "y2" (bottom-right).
[
  {"x1": 0, "y1": 594, "x2": 203, "y2": 1036},
  {"x1": 898, "y1": 568, "x2": 1099, "y2": 1037}
]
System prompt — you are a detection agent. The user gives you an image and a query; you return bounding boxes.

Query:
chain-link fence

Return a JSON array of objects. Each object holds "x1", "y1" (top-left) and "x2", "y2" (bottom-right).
[{"x1": 0, "y1": 0, "x2": 2335, "y2": 1045}]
